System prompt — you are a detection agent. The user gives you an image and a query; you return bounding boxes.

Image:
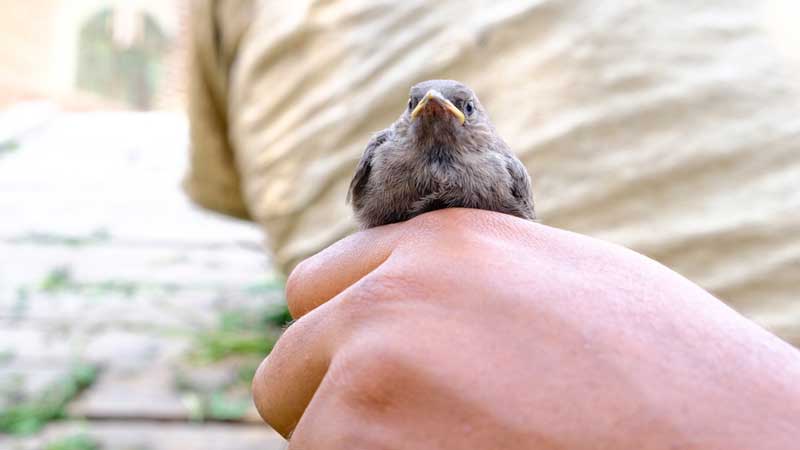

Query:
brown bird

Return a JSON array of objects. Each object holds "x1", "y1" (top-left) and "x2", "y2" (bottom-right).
[{"x1": 348, "y1": 80, "x2": 535, "y2": 229}]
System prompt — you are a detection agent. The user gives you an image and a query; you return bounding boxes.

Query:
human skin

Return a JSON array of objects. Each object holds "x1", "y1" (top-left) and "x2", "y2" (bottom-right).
[{"x1": 252, "y1": 208, "x2": 800, "y2": 449}]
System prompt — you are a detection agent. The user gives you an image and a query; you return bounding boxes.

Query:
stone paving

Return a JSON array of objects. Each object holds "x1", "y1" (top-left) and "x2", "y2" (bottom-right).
[{"x1": 0, "y1": 103, "x2": 287, "y2": 449}]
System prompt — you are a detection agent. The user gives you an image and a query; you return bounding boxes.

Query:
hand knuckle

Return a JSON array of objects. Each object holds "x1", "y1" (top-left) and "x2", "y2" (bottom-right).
[
  {"x1": 337, "y1": 269, "x2": 415, "y2": 318},
  {"x1": 330, "y1": 337, "x2": 417, "y2": 412}
]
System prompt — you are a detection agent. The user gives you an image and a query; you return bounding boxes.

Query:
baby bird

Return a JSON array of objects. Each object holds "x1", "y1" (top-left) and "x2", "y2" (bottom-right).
[{"x1": 348, "y1": 80, "x2": 535, "y2": 229}]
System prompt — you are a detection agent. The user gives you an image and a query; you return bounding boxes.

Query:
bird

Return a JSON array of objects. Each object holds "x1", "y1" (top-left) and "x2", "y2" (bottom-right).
[{"x1": 347, "y1": 79, "x2": 535, "y2": 229}]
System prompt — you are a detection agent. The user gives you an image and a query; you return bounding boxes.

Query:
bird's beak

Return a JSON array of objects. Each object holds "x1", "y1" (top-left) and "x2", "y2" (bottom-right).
[{"x1": 410, "y1": 89, "x2": 465, "y2": 125}]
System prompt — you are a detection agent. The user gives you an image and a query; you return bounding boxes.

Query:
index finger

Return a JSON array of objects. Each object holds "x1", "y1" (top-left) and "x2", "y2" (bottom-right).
[{"x1": 285, "y1": 220, "x2": 406, "y2": 319}]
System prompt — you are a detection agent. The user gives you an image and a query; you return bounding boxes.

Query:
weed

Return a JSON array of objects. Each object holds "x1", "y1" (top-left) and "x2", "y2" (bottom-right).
[
  {"x1": 236, "y1": 361, "x2": 260, "y2": 385},
  {"x1": 45, "y1": 433, "x2": 101, "y2": 450},
  {"x1": 34, "y1": 267, "x2": 280, "y2": 300},
  {"x1": 0, "y1": 363, "x2": 97, "y2": 435},
  {"x1": 175, "y1": 375, "x2": 253, "y2": 422},
  {"x1": 207, "y1": 392, "x2": 251, "y2": 421},
  {"x1": 8, "y1": 229, "x2": 111, "y2": 247},
  {"x1": 244, "y1": 279, "x2": 284, "y2": 296},
  {"x1": 40, "y1": 267, "x2": 74, "y2": 293},
  {"x1": 0, "y1": 139, "x2": 19, "y2": 156},
  {"x1": 191, "y1": 330, "x2": 278, "y2": 363},
  {"x1": 263, "y1": 303, "x2": 293, "y2": 328},
  {"x1": 37, "y1": 266, "x2": 164, "y2": 298},
  {"x1": 182, "y1": 300, "x2": 290, "y2": 421}
]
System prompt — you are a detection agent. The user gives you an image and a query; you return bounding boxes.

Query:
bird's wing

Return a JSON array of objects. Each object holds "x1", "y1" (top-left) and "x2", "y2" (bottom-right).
[
  {"x1": 347, "y1": 129, "x2": 390, "y2": 204},
  {"x1": 505, "y1": 155, "x2": 536, "y2": 220}
]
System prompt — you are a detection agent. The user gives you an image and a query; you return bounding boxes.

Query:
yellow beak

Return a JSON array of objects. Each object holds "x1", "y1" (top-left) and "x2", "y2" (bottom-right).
[{"x1": 410, "y1": 89, "x2": 465, "y2": 125}]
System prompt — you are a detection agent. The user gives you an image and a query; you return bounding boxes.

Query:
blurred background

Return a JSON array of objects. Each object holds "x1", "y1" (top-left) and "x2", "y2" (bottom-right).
[
  {"x1": 1, "y1": 1, "x2": 799, "y2": 449},
  {"x1": 0, "y1": 0, "x2": 186, "y2": 110},
  {"x1": 1, "y1": 1, "x2": 289, "y2": 449}
]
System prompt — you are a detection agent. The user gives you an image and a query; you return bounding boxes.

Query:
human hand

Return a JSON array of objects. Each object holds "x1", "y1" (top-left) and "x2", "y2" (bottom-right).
[{"x1": 253, "y1": 209, "x2": 800, "y2": 449}]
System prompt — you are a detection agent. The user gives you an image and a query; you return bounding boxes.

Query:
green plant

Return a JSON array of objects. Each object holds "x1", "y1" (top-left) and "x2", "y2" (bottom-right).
[
  {"x1": 244, "y1": 279, "x2": 284, "y2": 296},
  {"x1": 8, "y1": 229, "x2": 111, "y2": 247},
  {"x1": 175, "y1": 364, "x2": 255, "y2": 422},
  {"x1": 45, "y1": 433, "x2": 101, "y2": 450},
  {"x1": 0, "y1": 139, "x2": 19, "y2": 156},
  {"x1": 40, "y1": 266, "x2": 74, "y2": 293},
  {"x1": 189, "y1": 302, "x2": 291, "y2": 363},
  {"x1": 191, "y1": 329, "x2": 278, "y2": 363},
  {"x1": 237, "y1": 360, "x2": 260, "y2": 385},
  {"x1": 34, "y1": 267, "x2": 280, "y2": 300},
  {"x1": 181, "y1": 301, "x2": 290, "y2": 421},
  {"x1": 263, "y1": 303, "x2": 293, "y2": 328},
  {"x1": 38, "y1": 267, "x2": 143, "y2": 297},
  {"x1": 207, "y1": 392, "x2": 251, "y2": 421},
  {"x1": 0, "y1": 363, "x2": 97, "y2": 435}
]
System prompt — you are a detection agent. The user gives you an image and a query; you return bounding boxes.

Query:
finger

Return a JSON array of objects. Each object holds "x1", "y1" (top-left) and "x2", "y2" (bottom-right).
[
  {"x1": 284, "y1": 208, "x2": 510, "y2": 319},
  {"x1": 254, "y1": 270, "x2": 380, "y2": 438},
  {"x1": 285, "y1": 221, "x2": 407, "y2": 319},
  {"x1": 252, "y1": 295, "x2": 339, "y2": 438},
  {"x1": 262, "y1": 216, "x2": 442, "y2": 438}
]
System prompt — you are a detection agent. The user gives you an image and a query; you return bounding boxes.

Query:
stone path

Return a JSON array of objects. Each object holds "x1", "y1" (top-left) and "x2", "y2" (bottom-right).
[{"x1": 0, "y1": 103, "x2": 286, "y2": 449}]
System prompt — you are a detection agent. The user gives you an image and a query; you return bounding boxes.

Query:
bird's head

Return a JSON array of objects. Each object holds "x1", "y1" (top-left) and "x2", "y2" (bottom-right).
[{"x1": 399, "y1": 80, "x2": 494, "y2": 150}]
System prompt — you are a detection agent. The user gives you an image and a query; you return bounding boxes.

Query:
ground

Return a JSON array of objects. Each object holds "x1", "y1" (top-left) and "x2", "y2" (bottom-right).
[{"x1": 0, "y1": 103, "x2": 287, "y2": 449}]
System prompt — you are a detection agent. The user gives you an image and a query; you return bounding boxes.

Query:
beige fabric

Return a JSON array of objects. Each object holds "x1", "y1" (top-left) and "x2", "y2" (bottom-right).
[
  {"x1": 184, "y1": 0, "x2": 254, "y2": 220},
  {"x1": 187, "y1": 1, "x2": 800, "y2": 344}
]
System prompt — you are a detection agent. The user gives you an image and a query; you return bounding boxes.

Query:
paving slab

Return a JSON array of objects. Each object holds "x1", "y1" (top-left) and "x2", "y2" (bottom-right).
[
  {"x1": 0, "y1": 421, "x2": 287, "y2": 450},
  {"x1": 0, "y1": 105, "x2": 284, "y2": 447}
]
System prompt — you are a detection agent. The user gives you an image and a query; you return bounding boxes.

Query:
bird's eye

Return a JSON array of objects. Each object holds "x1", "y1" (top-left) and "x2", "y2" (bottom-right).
[
  {"x1": 465, "y1": 100, "x2": 475, "y2": 115},
  {"x1": 408, "y1": 97, "x2": 417, "y2": 111}
]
